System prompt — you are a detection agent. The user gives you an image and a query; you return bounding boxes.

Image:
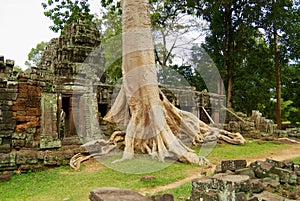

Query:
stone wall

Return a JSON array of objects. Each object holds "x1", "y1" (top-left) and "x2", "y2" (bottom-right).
[{"x1": 0, "y1": 56, "x2": 18, "y2": 154}]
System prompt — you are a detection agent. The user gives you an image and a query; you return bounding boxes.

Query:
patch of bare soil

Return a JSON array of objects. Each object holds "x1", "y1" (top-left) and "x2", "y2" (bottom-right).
[
  {"x1": 247, "y1": 143, "x2": 300, "y2": 164},
  {"x1": 139, "y1": 165, "x2": 215, "y2": 196}
]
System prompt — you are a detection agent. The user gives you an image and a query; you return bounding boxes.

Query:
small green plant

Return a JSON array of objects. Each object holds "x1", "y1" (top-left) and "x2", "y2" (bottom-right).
[{"x1": 293, "y1": 157, "x2": 300, "y2": 164}]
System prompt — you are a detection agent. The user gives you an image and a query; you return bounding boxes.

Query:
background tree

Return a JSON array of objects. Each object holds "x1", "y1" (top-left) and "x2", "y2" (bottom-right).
[
  {"x1": 281, "y1": 63, "x2": 300, "y2": 125},
  {"x1": 25, "y1": 41, "x2": 48, "y2": 67},
  {"x1": 192, "y1": 0, "x2": 262, "y2": 109},
  {"x1": 233, "y1": 37, "x2": 274, "y2": 115},
  {"x1": 254, "y1": 0, "x2": 300, "y2": 129},
  {"x1": 95, "y1": 7, "x2": 122, "y2": 84}
]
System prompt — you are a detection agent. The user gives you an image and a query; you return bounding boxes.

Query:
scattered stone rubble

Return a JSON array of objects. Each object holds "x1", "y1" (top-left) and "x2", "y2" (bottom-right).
[
  {"x1": 225, "y1": 110, "x2": 300, "y2": 140},
  {"x1": 189, "y1": 159, "x2": 300, "y2": 201}
]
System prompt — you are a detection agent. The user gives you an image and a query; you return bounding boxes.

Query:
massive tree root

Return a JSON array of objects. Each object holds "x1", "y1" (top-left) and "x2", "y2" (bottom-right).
[
  {"x1": 70, "y1": 87, "x2": 245, "y2": 170},
  {"x1": 103, "y1": 86, "x2": 246, "y2": 165}
]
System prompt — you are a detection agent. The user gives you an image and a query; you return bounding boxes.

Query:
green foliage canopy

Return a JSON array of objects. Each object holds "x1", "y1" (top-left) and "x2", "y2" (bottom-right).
[{"x1": 25, "y1": 41, "x2": 48, "y2": 67}]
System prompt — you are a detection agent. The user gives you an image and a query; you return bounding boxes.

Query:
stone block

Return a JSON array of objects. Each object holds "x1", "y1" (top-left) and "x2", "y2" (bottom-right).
[
  {"x1": 0, "y1": 130, "x2": 13, "y2": 138},
  {"x1": 249, "y1": 191, "x2": 295, "y2": 201},
  {"x1": 250, "y1": 179, "x2": 264, "y2": 193},
  {"x1": 37, "y1": 151, "x2": 45, "y2": 160},
  {"x1": 0, "y1": 144, "x2": 11, "y2": 154},
  {"x1": 217, "y1": 191, "x2": 247, "y2": 201},
  {"x1": 140, "y1": 176, "x2": 156, "y2": 181},
  {"x1": 6, "y1": 59, "x2": 14, "y2": 67},
  {"x1": 250, "y1": 161, "x2": 274, "y2": 178},
  {"x1": 235, "y1": 168, "x2": 256, "y2": 179},
  {"x1": 221, "y1": 160, "x2": 247, "y2": 172},
  {"x1": 0, "y1": 171, "x2": 12, "y2": 182},
  {"x1": 43, "y1": 151, "x2": 70, "y2": 166},
  {"x1": 212, "y1": 174, "x2": 250, "y2": 192},
  {"x1": 12, "y1": 133, "x2": 26, "y2": 140},
  {"x1": 192, "y1": 177, "x2": 213, "y2": 191},
  {"x1": 150, "y1": 194, "x2": 174, "y2": 201},
  {"x1": 293, "y1": 164, "x2": 300, "y2": 172},
  {"x1": 0, "y1": 153, "x2": 16, "y2": 167},
  {"x1": 12, "y1": 139, "x2": 25, "y2": 148},
  {"x1": 235, "y1": 192, "x2": 247, "y2": 201},
  {"x1": 16, "y1": 151, "x2": 38, "y2": 165},
  {"x1": 89, "y1": 187, "x2": 151, "y2": 201},
  {"x1": 26, "y1": 108, "x2": 40, "y2": 116},
  {"x1": 271, "y1": 167, "x2": 297, "y2": 184},
  {"x1": 190, "y1": 189, "x2": 218, "y2": 201},
  {"x1": 282, "y1": 160, "x2": 294, "y2": 170},
  {"x1": 261, "y1": 178, "x2": 280, "y2": 190}
]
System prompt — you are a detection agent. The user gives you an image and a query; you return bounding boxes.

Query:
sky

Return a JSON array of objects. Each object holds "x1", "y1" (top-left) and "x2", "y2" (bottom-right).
[
  {"x1": 0, "y1": 0, "x2": 100, "y2": 70},
  {"x1": 0, "y1": 0, "x2": 58, "y2": 69}
]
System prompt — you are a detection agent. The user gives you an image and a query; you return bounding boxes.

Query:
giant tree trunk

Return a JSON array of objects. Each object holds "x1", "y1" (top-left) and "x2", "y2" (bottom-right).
[{"x1": 104, "y1": 0, "x2": 246, "y2": 165}]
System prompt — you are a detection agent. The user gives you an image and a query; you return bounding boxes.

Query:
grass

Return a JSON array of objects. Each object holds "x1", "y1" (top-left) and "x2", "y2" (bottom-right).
[
  {"x1": 0, "y1": 159, "x2": 199, "y2": 201},
  {"x1": 0, "y1": 140, "x2": 295, "y2": 201},
  {"x1": 204, "y1": 140, "x2": 289, "y2": 163},
  {"x1": 158, "y1": 182, "x2": 192, "y2": 201},
  {"x1": 293, "y1": 157, "x2": 300, "y2": 163}
]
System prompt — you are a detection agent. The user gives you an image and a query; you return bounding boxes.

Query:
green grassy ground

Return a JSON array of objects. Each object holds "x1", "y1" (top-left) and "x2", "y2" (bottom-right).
[
  {"x1": 0, "y1": 140, "x2": 296, "y2": 201},
  {"x1": 0, "y1": 160, "x2": 199, "y2": 201}
]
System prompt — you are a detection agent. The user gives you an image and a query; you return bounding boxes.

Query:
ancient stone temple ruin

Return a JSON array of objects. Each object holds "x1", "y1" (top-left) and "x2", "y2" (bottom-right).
[{"x1": 0, "y1": 18, "x2": 226, "y2": 173}]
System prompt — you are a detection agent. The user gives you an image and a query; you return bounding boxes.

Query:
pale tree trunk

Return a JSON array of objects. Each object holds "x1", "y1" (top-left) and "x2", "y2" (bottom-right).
[{"x1": 104, "y1": 0, "x2": 246, "y2": 165}]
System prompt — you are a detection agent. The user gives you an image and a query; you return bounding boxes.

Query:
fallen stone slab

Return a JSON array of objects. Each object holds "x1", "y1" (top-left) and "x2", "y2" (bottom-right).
[
  {"x1": 250, "y1": 179, "x2": 264, "y2": 193},
  {"x1": 0, "y1": 171, "x2": 12, "y2": 182},
  {"x1": 189, "y1": 189, "x2": 219, "y2": 201},
  {"x1": 250, "y1": 161, "x2": 275, "y2": 178},
  {"x1": 221, "y1": 160, "x2": 247, "y2": 172},
  {"x1": 271, "y1": 167, "x2": 298, "y2": 184},
  {"x1": 151, "y1": 193, "x2": 174, "y2": 201},
  {"x1": 249, "y1": 191, "x2": 295, "y2": 201},
  {"x1": 261, "y1": 178, "x2": 281, "y2": 189},
  {"x1": 265, "y1": 158, "x2": 285, "y2": 169},
  {"x1": 192, "y1": 177, "x2": 213, "y2": 191},
  {"x1": 212, "y1": 174, "x2": 250, "y2": 192},
  {"x1": 235, "y1": 167, "x2": 256, "y2": 179},
  {"x1": 89, "y1": 187, "x2": 151, "y2": 201}
]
